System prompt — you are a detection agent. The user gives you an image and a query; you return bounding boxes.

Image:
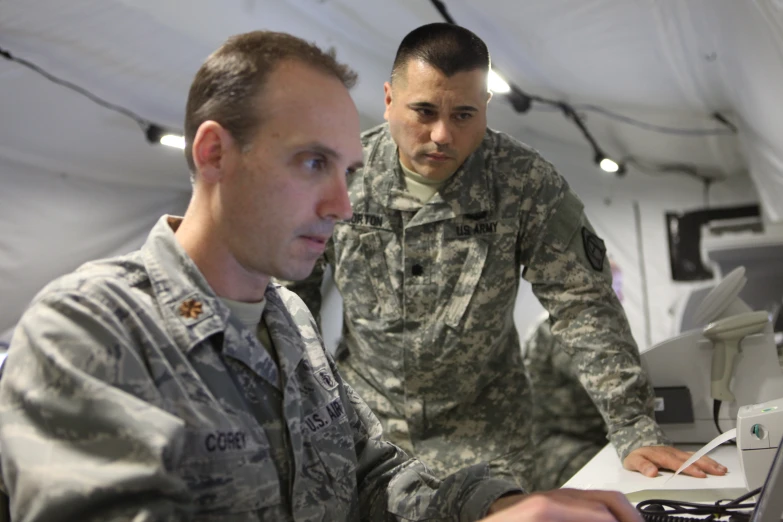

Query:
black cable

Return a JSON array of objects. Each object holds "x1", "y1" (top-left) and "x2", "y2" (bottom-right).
[
  {"x1": 713, "y1": 399, "x2": 738, "y2": 446},
  {"x1": 713, "y1": 112, "x2": 738, "y2": 133},
  {"x1": 0, "y1": 44, "x2": 170, "y2": 138},
  {"x1": 636, "y1": 488, "x2": 761, "y2": 520},
  {"x1": 572, "y1": 104, "x2": 736, "y2": 136},
  {"x1": 714, "y1": 399, "x2": 723, "y2": 435},
  {"x1": 722, "y1": 487, "x2": 763, "y2": 506},
  {"x1": 640, "y1": 513, "x2": 709, "y2": 521},
  {"x1": 429, "y1": 0, "x2": 456, "y2": 24}
]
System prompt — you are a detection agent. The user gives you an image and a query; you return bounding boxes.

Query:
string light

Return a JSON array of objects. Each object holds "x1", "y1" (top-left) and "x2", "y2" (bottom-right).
[
  {"x1": 488, "y1": 69, "x2": 511, "y2": 93},
  {"x1": 0, "y1": 45, "x2": 184, "y2": 150},
  {"x1": 145, "y1": 124, "x2": 185, "y2": 149}
]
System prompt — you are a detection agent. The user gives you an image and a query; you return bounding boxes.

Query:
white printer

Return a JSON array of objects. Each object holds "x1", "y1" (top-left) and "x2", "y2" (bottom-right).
[{"x1": 737, "y1": 397, "x2": 783, "y2": 491}]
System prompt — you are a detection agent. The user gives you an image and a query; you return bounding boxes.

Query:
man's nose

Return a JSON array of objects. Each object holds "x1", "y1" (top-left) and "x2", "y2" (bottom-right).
[
  {"x1": 318, "y1": 171, "x2": 353, "y2": 222},
  {"x1": 430, "y1": 119, "x2": 453, "y2": 146}
]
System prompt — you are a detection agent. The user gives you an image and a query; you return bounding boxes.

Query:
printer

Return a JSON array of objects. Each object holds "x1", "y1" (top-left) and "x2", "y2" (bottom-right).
[{"x1": 737, "y1": 397, "x2": 783, "y2": 491}]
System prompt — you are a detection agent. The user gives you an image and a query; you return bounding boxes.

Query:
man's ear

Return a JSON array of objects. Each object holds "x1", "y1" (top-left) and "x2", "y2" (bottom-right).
[
  {"x1": 192, "y1": 121, "x2": 236, "y2": 184},
  {"x1": 383, "y1": 81, "x2": 393, "y2": 121},
  {"x1": 487, "y1": 90, "x2": 493, "y2": 103}
]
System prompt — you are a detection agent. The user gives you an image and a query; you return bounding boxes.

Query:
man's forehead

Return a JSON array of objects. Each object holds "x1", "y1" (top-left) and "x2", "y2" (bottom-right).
[{"x1": 398, "y1": 60, "x2": 487, "y2": 97}]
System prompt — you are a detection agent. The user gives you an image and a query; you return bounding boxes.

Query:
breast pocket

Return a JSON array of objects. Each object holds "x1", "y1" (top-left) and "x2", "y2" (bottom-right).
[
  {"x1": 177, "y1": 429, "x2": 281, "y2": 516},
  {"x1": 443, "y1": 238, "x2": 489, "y2": 329},
  {"x1": 442, "y1": 218, "x2": 518, "y2": 330}
]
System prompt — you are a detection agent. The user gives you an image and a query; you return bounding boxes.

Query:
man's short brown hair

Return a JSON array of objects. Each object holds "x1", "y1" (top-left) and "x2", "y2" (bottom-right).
[
  {"x1": 391, "y1": 23, "x2": 490, "y2": 84},
  {"x1": 184, "y1": 31, "x2": 358, "y2": 174}
]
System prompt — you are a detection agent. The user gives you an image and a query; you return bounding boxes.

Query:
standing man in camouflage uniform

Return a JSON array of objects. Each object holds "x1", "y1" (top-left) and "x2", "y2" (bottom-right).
[
  {"x1": 285, "y1": 23, "x2": 726, "y2": 491},
  {"x1": 0, "y1": 30, "x2": 649, "y2": 522}
]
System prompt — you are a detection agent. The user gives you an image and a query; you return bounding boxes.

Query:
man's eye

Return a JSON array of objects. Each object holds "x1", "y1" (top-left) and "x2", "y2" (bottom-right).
[
  {"x1": 305, "y1": 157, "x2": 327, "y2": 171},
  {"x1": 415, "y1": 108, "x2": 435, "y2": 117},
  {"x1": 455, "y1": 112, "x2": 474, "y2": 121}
]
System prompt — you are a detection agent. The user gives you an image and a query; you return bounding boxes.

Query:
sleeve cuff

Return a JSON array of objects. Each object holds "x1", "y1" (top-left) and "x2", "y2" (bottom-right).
[
  {"x1": 609, "y1": 414, "x2": 671, "y2": 461},
  {"x1": 460, "y1": 477, "x2": 524, "y2": 522}
]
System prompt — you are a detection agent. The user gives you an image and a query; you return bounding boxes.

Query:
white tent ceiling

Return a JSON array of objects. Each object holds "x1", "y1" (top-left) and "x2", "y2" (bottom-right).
[
  {"x1": 1, "y1": 0, "x2": 782, "y2": 339},
  {"x1": 3, "y1": 0, "x2": 782, "y2": 195}
]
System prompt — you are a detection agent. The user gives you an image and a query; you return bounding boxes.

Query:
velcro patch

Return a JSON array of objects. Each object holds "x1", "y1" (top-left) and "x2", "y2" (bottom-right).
[
  {"x1": 444, "y1": 218, "x2": 516, "y2": 240},
  {"x1": 345, "y1": 213, "x2": 388, "y2": 229},
  {"x1": 581, "y1": 227, "x2": 606, "y2": 271},
  {"x1": 302, "y1": 398, "x2": 346, "y2": 436},
  {"x1": 315, "y1": 368, "x2": 338, "y2": 390}
]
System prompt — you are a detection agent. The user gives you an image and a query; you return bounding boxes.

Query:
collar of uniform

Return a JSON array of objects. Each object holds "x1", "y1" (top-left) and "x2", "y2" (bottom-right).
[
  {"x1": 364, "y1": 124, "x2": 493, "y2": 218},
  {"x1": 141, "y1": 215, "x2": 229, "y2": 353},
  {"x1": 436, "y1": 135, "x2": 493, "y2": 216},
  {"x1": 365, "y1": 125, "x2": 409, "y2": 211},
  {"x1": 220, "y1": 300, "x2": 281, "y2": 390},
  {"x1": 263, "y1": 283, "x2": 307, "y2": 381}
]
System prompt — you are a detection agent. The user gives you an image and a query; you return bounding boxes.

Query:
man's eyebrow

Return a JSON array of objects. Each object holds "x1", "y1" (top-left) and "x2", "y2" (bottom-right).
[
  {"x1": 407, "y1": 101, "x2": 478, "y2": 112},
  {"x1": 306, "y1": 143, "x2": 363, "y2": 171}
]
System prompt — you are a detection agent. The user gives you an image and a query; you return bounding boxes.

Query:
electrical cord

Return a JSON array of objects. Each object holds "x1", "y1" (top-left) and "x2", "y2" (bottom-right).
[
  {"x1": 574, "y1": 104, "x2": 736, "y2": 136},
  {"x1": 0, "y1": 45, "x2": 148, "y2": 129},
  {"x1": 713, "y1": 399, "x2": 738, "y2": 446},
  {"x1": 714, "y1": 399, "x2": 724, "y2": 436},
  {"x1": 0, "y1": 43, "x2": 169, "y2": 138},
  {"x1": 636, "y1": 487, "x2": 761, "y2": 521}
]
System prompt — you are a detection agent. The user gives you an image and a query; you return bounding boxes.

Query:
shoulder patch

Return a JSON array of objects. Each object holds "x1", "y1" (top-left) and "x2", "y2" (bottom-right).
[
  {"x1": 581, "y1": 227, "x2": 606, "y2": 271},
  {"x1": 315, "y1": 368, "x2": 339, "y2": 390}
]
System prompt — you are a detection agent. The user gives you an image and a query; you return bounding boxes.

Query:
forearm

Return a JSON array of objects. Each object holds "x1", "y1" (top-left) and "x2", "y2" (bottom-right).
[{"x1": 531, "y1": 284, "x2": 669, "y2": 458}]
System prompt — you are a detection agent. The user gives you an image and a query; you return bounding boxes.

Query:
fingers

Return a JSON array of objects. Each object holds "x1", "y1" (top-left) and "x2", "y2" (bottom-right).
[
  {"x1": 623, "y1": 446, "x2": 728, "y2": 478},
  {"x1": 622, "y1": 452, "x2": 659, "y2": 477},
  {"x1": 692, "y1": 454, "x2": 728, "y2": 475},
  {"x1": 562, "y1": 489, "x2": 643, "y2": 522},
  {"x1": 485, "y1": 489, "x2": 643, "y2": 522},
  {"x1": 674, "y1": 452, "x2": 726, "y2": 477}
]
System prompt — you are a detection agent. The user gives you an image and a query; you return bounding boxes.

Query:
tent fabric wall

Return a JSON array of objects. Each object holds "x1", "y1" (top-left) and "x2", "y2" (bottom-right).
[
  {"x1": 0, "y1": 155, "x2": 190, "y2": 333},
  {"x1": 648, "y1": 0, "x2": 783, "y2": 223}
]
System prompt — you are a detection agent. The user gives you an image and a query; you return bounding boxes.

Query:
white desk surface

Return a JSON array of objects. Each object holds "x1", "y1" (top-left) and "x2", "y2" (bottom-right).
[{"x1": 563, "y1": 444, "x2": 745, "y2": 495}]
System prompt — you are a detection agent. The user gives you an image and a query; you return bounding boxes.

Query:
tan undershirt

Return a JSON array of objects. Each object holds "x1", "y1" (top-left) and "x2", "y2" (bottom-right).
[
  {"x1": 220, "y1": 296, "x2": 277, "y2": 374},
  {"x1": 400, "y1": 160, "x2": 450, "y2": 203}
]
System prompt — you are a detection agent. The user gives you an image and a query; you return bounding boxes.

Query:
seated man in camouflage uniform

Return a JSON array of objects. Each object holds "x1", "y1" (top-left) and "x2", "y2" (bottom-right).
[{"x1": 0, "y1": 30, "x2": 643, "y2": 522}]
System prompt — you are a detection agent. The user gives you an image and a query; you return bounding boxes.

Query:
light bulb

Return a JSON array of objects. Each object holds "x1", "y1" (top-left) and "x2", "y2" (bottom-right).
[
  {"x1": 488, "y1": 69, "x2": 511, "y2": 93},
  {"x1": 160, "y1": 134, "x2": 185, "y2": 149},
  {"x1": 599, "y1": 158, "x2": 620, "y2": 173}
]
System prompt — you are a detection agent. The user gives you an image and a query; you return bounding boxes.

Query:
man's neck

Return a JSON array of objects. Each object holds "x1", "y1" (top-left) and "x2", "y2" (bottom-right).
[{"x1": 175, "y1": 210, "x2": 270, "y2": 302}]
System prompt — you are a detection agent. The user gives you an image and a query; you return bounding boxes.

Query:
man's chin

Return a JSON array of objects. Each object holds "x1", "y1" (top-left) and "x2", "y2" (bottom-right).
[
  {"x1": 415, "y1": 164, "x2": 454, "y2": 181},
  {"x1": 274, "y1": 262, "x2": 318, "y2": 283}
]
